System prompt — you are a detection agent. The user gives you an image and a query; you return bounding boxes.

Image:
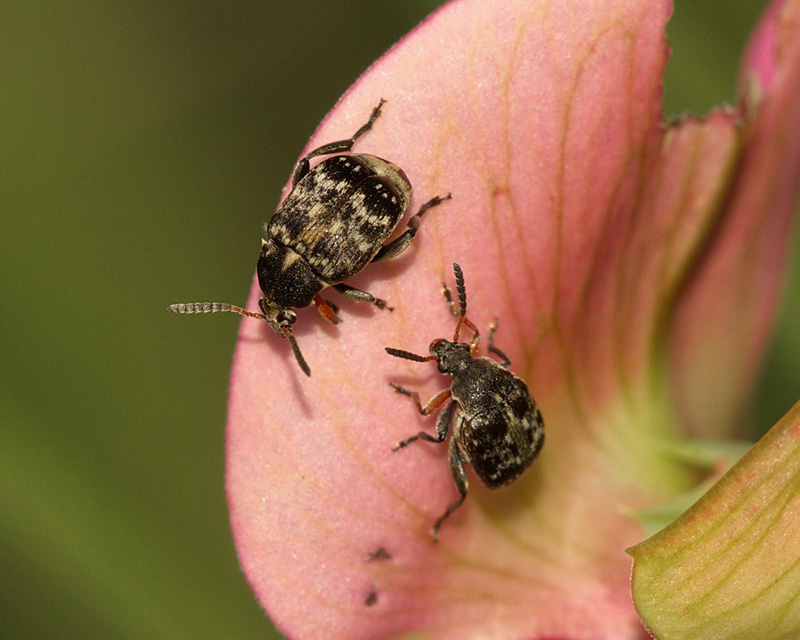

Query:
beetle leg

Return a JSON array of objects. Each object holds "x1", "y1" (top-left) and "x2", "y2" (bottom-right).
[
  {"x1": 441, "y1": 280, "x2": 459, "y2": 317},
  {"x1": 333, "y1": 283, "x2": 392, "y2": 311},
  {"x1": 389, "y1": 382, "x2": 423, "y2": 413},
  {"x1": 312, "y1": 294, "x2": 341, "y2": 324},
  {"x1": 454, "y1": 316, "x2": 481, "y2": 355},
  {"x1": 291, "y1": 99, "x2": 386, "y2": 187},
  {"x1": 390, "y1": 385, "x2": 451, "y2": 416},
  {"x1": 487, "y1": 318, "x2": 511, "y2": 368},
  {"x1": 390, "y1": 388, "x2": 453, "y2": 450},
  {"x1": 392, "y1": 396, "x2": 456, "y2": 451},
  {"x1": 326, "y1": 299, "x2": 340, "y2": 317},
  {"x1": 434, "y1": 399, "x2": 457, "y2": 441},
  {"x1": 432, "y1": 433, "x2": 469, "y2": 543},
  {"x1": 393, "y1": 430, "x2": 440, "y2": 448},
  {"x1": 371, "y1": 194, "x2": 451, "y2": 263}
]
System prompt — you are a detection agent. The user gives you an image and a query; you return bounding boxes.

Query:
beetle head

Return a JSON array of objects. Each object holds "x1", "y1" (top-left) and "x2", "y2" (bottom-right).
[
  {"x1": 384, "y1": 262, "x2": 480, "y2": 373},
  {"x1": 258, "y1": 297, "x2": 310, "y2": 377},
  {"x1": 258, "y1": 297, "x2": 296, "y2": 334}
]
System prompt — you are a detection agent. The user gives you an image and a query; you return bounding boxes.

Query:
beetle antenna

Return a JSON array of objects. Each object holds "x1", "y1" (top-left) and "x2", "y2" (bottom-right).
[
  {"x1": 451, "y1": 263, "x2": 469, "y2": 342},
  {"x1": 453, "y1": 263, "x2": 467, "y2": 317},
  {"x1": 447, "y1": 264, "x2": 480, "y2": 348},
  {"x1": 170, "y1": 303, "x2": 310, "y2": 376},
  {"x1": 385, "y1": 347, "x2": 434, "y2": 363},
  {"x1": 168, "y1": 302, "x2": 265, "y2": 319},
  {"x1": 282, "y1": 327, "x2": 311, "y2": 377}
]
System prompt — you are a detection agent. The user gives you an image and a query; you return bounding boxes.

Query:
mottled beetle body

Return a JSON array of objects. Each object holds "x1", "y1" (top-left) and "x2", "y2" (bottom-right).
[
  {"x1": 441, "y1": 348, "x2": 541, "y2": 488},
  {"x1": 386, "y1": 263, "x2": 544, "y2": 542},
  {"x1": 170, "y1": 100, "x2": 450, "y2": 376},
  {"x1": 260, "y1": 153, "x2": 412, "y2": 309}
]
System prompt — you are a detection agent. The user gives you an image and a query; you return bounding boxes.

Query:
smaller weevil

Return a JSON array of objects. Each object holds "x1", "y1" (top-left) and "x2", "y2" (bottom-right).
[
  {"x1": 386, "y1": 263, "x2": 544, "y2": 542},
  {"x1": 169, "y1": 99, "x2": 450, "y2": 376}
]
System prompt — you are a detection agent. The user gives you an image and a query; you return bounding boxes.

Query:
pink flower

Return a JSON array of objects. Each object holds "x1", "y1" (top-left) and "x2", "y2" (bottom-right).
[{"x1": 226, "y1": 0, "x2": 800, "y2": 638}]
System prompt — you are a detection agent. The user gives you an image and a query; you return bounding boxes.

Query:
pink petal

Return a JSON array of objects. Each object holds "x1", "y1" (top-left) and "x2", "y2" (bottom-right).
[
  {"x1": 228, "y1": 2, "x2": 671, "y2": 638},
  {"x1": 225, "y1": 0, "x2": 800, "y2": 638},
  {"x1": 668, "y1": 0, "x2": 800, "y2": 438},
  {"x1": 738, "y1": 0, "x2": 786, "y2": 99}
]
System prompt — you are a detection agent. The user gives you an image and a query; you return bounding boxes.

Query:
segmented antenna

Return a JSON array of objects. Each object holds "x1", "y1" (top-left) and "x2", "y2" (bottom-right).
[
  {"x1": 451, "y1": 263, "x2": 468, "y2": 342},
  {"x1": 168, "y1": 302, "x2": 264, "y2": 319},
  {"x1": 169, "y1": 302, "x2": 311, "y2": 376},
  {"x1": 446, "y1": 263, "x2": 480, "y2": 350},
  {"x1": 453, "y1": 263, "x2": 467, "y2": 317},
  {"x1": 385, "y1": 347, "x2": 433, "y2": 362}
]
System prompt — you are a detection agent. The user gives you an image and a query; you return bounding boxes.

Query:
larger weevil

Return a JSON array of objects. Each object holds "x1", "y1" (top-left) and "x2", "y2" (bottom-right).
[
  {"x1": 170, "y1": 99, "x2": 450, "y2": 376},
  {"x1": 386, "y1": 263, "x2": 544, "y2": 542}
]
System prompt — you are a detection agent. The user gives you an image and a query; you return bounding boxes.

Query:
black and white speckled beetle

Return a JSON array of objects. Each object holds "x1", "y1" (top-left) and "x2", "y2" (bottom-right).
[
  {"x1": 170, "y1": 99, "x2": 450, "y2": 376},
  {"x1": 386, "y1": 263, "x2": 544, "y2": 542}
]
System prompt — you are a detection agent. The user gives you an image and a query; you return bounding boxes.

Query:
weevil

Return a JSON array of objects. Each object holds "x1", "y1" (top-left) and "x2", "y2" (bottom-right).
[
  {"x1": 386, "y1": 263, "x2": 544, "y2": 542},
  {"x1": 169, "y1": 99, "x2": 450, "y2": 376}
]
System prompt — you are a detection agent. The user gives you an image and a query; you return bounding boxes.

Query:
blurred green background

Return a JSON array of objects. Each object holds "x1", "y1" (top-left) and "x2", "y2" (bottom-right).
[{"x1": 1, "y1": 1, "x2": 795, "y2": 638}]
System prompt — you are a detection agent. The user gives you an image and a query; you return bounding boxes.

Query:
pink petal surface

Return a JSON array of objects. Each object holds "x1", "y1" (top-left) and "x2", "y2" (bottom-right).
[
  {"x1": 669, "y1": 0, "x2": 800, "y2": 439},
  {"x1": 225, "y1": 0, "x2": 800, "y2": 639},
  {"x1": 739, "y1": 0, "x2": 786, "y2": 100}
]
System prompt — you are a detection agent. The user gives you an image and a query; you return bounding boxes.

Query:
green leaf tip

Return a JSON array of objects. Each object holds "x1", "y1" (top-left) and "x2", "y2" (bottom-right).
[{"x1": 628, "y1": 401, "x2": 800, "y2": 640}]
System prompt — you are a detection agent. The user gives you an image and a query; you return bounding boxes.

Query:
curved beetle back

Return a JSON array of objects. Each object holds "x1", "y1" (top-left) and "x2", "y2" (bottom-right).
[{"x1": 270, "y1": 154, "x2": 411, "y2": 283}]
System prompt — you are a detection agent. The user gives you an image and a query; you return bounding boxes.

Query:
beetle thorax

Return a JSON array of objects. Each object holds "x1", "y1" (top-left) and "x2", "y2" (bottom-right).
[{"x1": 257, "y1": 241, "x2": 323, "y2": 310}]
